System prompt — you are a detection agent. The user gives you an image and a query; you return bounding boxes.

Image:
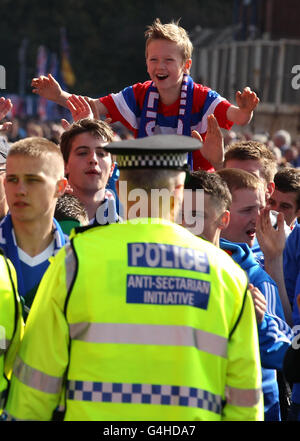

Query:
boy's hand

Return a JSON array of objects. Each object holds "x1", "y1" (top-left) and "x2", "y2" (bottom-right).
[
  {"x1": 66, "y1": 94, "x2": 94, "y2": 122},
  {"x1": 236, "y1": 86, "x2": 259, "y2": 115},
  {"x1": 248, "y1": 283, "x2": 266, "y2": 324},
  {"x1": 61, "y1": 96, "x2": 112, "y2": 131},
  {"x1": 192, "y1": 114, "x2": 224, "y2": 170},
  {"x1": 227, "y1": 87, "x2": 259, "y2": 125},
  {"x1": 31, "y1": 73, "x2": 64, "y2": 103}
]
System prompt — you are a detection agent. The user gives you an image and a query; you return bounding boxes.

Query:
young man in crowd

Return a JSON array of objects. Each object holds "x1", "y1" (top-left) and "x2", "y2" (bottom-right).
[
  {"x1": 217, "y1": 168, "x2": 293, "y2": 421},
  {"x1": 183, "y1": 168, "x2": 293, "y2": 421},
  {"x1": 223, "y1": 139, "x2": 292, "y2": 326},
  {"x1": 182, "y1": 170, "x2": 231, "y2": 246},
  {"x1": 268, "y1": 167, "x2": 300, "y2": 230},
  {"x1": 0, "y1": 137, "x2": 67, "y2": 319},
  {"x1": 59, "y1": 118, "x2": 119, "y2": 225},
  {"x1": 216, "y1": 167, "x2": 291, "y2": 323}
]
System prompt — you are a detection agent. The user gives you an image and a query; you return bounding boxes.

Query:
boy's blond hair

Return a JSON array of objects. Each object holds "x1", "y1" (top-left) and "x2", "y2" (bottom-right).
[{"x1": 145, "y1": 18, "x2": 193, "y2": 61}]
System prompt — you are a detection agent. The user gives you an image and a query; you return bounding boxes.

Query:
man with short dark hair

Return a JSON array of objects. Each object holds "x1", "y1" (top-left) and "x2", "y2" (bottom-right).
[
  {"x1": 183, "y1": 167, "x2": 293, "y2": 421},
  {"x1": 268, "y1": 167, "x2": 300, "y2": 229},
  {"x1": 223, "y1": 139, "x2": 292, "y2": 326},
  {"x1": 217, "y1": 167, "x2": 293, "y2": 421},
  {"x1": 183, "y1": 170, "x2": 231, "y2": 246},
  {"x1": 224, "y1": 140, "x2": 278, "y2": 201},
  {"x1": 60, "y1": 118, "x2": 118, "y2": 225},
  {"x1": 54, "y1": 194, "x2": 89, "y2": 236}
]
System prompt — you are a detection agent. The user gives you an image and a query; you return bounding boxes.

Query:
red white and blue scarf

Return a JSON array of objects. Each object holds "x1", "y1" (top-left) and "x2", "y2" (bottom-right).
[
  {"x1": 138, "y1": 73, "x2": 194, "y2": 166},
  {"x1": 138, "y1": 73, "x2": 194, "y2": 138}
]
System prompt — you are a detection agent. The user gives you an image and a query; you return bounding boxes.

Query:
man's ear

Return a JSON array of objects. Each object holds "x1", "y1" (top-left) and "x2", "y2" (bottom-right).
[
  {"x1": 64, "y1": 160, "x2": 69, "y2": 177},
  {"x1": 115, "y1": 179, "x2": 119, "y2": 198},
  {"x1": 109, "y1": 161, "x2": 115, "y2": 178},
  {"x1": 297, "y1": 293, "x2": 300, "y2": 313},
  {"x1": 295, "y1": 207, "x2": 300, "y2": 220},
  {"x1": 266, "y1": 181, "x2": 275, "y2": 200},
  {"x1": 218, "y1": 210, "x2": 230, "y2": 230},
  {"x1": 56, "y1": 178, "x2": 68, "y2": 197}
]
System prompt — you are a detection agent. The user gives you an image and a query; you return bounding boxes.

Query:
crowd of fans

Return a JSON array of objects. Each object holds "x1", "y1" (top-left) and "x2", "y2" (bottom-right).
[
  {"x1": 1, "y1": 17, "x2": 300, "y2": 423},
  {"x1": 4, "y1": 117, "x2": 300, "y2": 169}
]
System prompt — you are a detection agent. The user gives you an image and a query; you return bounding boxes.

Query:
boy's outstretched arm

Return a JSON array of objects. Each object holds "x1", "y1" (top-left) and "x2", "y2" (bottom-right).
[
  {"x1": 227, "y1": 86, "x2": 260, "y2": 126},
  {"x1": 31, "y1": 73, "x2": 108, "y2": 116},
  {"x1": 31, "y1": 74, "x2": 70, "y2": 107}
]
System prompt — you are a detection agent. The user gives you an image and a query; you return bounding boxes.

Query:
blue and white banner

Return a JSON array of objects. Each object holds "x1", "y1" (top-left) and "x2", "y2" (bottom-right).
[{"x1": 126, "y1": 274, "x2": 211, "y2": 309}]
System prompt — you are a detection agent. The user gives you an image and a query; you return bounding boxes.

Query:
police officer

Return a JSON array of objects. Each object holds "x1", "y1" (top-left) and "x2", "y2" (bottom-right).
[
  {"x1": 4, "y1": 135, "x2": 263, "y2": 421},
  {"x1": 0, "y1": 249, "x2": 23, "y2": 415}
]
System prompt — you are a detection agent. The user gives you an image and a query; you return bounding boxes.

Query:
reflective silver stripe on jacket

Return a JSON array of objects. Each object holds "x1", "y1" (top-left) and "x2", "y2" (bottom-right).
[
  {"x1": 66, "y1": 380, "x2": 222, "y2": 415},
  {"x1": 0, "y1": 339, "x2": 10, "y2": 355},
  {"x1": 0, "y1": 338, "x2": 11, "y2": 354},
  {"x1": 13, "y1": 355, "x2": 63, "y2": 394},
  {"x1": 69, "y1": 322, "x2": 228, "y2": 358},
  {"x1": 226, "y1": 385, "x2": 262, "y2": 407}
]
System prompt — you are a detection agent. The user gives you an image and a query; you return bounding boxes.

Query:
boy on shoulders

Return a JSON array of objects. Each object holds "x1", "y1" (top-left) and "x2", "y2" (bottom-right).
[{"x1": 31, "y1": 18, "x2": 259, "y2": 170}]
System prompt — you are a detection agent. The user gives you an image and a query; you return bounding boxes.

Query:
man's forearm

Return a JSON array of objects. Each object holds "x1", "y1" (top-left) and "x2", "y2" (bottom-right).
[{"x1": 56, "y1": 90, "x2": 72, "y2": 108}]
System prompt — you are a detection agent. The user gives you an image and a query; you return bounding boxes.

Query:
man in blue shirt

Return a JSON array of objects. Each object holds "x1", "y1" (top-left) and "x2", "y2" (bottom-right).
[
  {"x1": 0, "y1": 137, "x2": 68, "y2": 319},
  {"x1": 184, "y1": 168, "x2": 293, "y2": 421},
  {"x1": 268, "y1": 167, "x2": 300, "y2": 231}
]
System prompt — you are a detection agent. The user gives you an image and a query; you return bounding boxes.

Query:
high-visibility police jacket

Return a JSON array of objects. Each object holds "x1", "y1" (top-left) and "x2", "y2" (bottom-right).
[
  {"x1": 0, "y1": 250, "x2": 23, "y2": 414},
  {"x1": 4, "y1": 219, "x2": 263, "y2": 421}
]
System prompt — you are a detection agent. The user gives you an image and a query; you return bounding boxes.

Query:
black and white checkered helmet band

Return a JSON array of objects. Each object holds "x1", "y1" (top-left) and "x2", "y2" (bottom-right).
[{"x1": 117, "y1": 153, "x2": 188, "y2": 169}]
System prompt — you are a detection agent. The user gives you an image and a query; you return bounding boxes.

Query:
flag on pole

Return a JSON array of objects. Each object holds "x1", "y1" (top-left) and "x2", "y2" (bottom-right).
[
  {"x1": 60, "y1": 27, "x2": 76, "y2": 88},
  {"x1": 36, "y1": 45, "x2": 48, "y2": 77},
  {"x1": 36, "y1": 45, "x2": 48, "y2": 120},
  {"x1": 46, "y1": 52, "x2": 60, "y2": 120}
]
